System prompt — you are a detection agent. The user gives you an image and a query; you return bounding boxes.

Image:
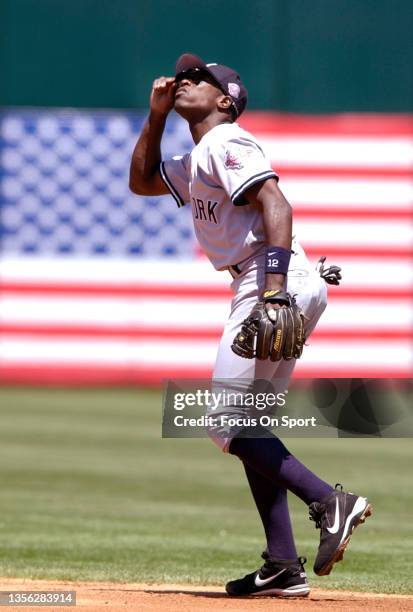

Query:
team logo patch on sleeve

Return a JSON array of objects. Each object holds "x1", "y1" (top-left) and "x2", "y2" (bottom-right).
[
  {"x1": 224, "y1": 149, "x2": 244, "y2": 170},
  {"x1": 224, "y1": 144, "x2": 256, "y2": 170}
]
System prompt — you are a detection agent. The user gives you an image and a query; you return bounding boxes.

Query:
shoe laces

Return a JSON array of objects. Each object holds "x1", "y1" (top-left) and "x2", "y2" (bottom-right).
[
  {"x1": 260, "y1": 551, "x2": 276, "y2": 572},
  {"x1": 309, "y1": 483, "x2": 344, "y2": 529},
  {"x1": 261, "y1": 551, "x2": 307, "y2": 572},
  {"x1": 309, "y1": 502, "x2": 325, "y2": 529}
]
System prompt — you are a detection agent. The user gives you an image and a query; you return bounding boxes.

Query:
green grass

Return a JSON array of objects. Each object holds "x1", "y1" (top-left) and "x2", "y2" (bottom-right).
[{"x1": 0, "y1": 387, "x2": 411, "y2": 594}]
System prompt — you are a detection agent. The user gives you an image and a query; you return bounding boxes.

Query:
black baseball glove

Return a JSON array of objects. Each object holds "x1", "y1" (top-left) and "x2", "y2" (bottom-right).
[{"x1": 231, "y1": 291, "x2": 306, "y2": 361}]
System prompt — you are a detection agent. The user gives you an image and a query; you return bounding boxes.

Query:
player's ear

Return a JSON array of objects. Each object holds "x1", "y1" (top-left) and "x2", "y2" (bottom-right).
[
  {"x1": 217, "y1": 95, "x2": 235, "y2": 121},
  {"x1": 217, "y1": 94, "x2": 232, "y2": 113}
]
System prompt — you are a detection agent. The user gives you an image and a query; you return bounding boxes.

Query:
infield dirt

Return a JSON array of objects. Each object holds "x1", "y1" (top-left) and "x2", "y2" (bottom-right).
[{"x1": 1, "y1": 579, "x2": 412, "y2": 611}]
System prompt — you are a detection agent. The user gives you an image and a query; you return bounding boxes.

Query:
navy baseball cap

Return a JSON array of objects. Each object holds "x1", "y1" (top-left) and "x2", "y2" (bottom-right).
[{"x1": 175, "y1": 53, "x2": 248, "y2": 118}]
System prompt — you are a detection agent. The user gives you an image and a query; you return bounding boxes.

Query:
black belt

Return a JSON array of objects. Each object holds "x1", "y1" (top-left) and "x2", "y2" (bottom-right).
[{"x1": 228, "y1": 263, "x2": 242, "y2": 278}]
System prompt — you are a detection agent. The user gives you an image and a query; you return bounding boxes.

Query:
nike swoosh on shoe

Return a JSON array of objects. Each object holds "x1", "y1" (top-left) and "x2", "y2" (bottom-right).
[
  {"x1": 326, "y1": 497, "x2": 340, "y2": 534},
  {"x1": 254, "y1": 568, "x2": 286, "y2": 587}
]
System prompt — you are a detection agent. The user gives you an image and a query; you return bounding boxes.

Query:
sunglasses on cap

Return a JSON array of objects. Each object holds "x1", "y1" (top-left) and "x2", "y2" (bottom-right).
[{"x1": 175, "y1": 68, "x2": 221, "y2": 88}]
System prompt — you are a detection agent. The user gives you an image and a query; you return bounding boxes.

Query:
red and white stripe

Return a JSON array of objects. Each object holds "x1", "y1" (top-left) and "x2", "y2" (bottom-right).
[{"x1": 1, "y1": 113, "x2": 412, "y2": 385}]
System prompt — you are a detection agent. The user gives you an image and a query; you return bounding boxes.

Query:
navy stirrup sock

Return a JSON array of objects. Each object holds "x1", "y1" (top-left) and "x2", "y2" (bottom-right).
[
  {"x1": 229, "y1": 433, "x2": 333, "y2": 506},
  {"x1": 243, "y1": 462, "x2": 297, "y2": 559}
]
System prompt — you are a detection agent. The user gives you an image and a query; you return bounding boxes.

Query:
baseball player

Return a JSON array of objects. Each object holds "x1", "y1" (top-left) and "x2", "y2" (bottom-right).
[{"x1": 130, "y1": 53, "x2": 372, "y2": 597}]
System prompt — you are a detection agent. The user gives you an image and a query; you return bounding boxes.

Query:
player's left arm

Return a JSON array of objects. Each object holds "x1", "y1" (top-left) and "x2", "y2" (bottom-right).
[
  {"x1": 244, "y1": 177, "x2": 292, "y2": 304},
  {"x1": 231, "y1": 178, "x2": 305, "y2": 359}
]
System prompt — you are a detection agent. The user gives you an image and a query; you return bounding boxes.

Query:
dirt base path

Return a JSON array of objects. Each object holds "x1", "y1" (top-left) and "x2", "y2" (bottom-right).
[{"x1": 0, "y1": 579, "x2": 412, "y2": 611}]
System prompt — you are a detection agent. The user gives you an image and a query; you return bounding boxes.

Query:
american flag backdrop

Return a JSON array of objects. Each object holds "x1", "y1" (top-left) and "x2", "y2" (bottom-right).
[{"x1": 0, "y1": 109, "x2": 412, "y2": 385}]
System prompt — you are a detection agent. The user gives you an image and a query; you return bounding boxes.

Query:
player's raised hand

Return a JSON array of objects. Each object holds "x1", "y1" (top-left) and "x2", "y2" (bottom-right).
[{"x1": 150, "y1": 76, "x2": 176, "y2": 116}]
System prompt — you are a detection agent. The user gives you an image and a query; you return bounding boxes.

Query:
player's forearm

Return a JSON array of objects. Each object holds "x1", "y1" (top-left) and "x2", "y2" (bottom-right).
[
  {"x1": 262, "y1": 194, "x2": 292, "y2": 250},
  {"x1": 262, "y1": 193, "x2": 292, "y2": 291},
  {"x1": 129, "y1": 111, "x2": 167, "y2": 194}
]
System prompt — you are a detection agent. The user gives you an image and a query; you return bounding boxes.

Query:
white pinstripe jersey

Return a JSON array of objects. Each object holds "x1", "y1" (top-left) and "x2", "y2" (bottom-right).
[{"x1": 160, "y1": 122, "x2": 278, "y2": 271}]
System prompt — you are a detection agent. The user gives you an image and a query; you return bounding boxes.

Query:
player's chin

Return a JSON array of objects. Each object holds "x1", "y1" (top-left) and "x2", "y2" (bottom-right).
[{"x1": 174, "y1": 98, "x2": 192, "y2": 118}]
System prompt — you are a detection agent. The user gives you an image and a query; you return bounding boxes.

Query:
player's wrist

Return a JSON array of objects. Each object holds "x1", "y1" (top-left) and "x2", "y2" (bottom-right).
[
  {"x1": 264, "y1": 273, "x2": 286, "y2": 294},
  {"x1": 149, "y1": 108, "x2": 170, "y2": 122}
]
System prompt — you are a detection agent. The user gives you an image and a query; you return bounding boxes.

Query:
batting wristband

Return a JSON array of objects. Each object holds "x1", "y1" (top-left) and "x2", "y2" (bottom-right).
[{"x1": 265, "y1": 246, "x2": 291, "y2": 275}]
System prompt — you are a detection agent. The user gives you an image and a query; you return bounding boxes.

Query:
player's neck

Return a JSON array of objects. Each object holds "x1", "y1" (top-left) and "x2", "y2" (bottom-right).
[{"x1": 189, "y1": 116, "x2": 232, "y2": 144}]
